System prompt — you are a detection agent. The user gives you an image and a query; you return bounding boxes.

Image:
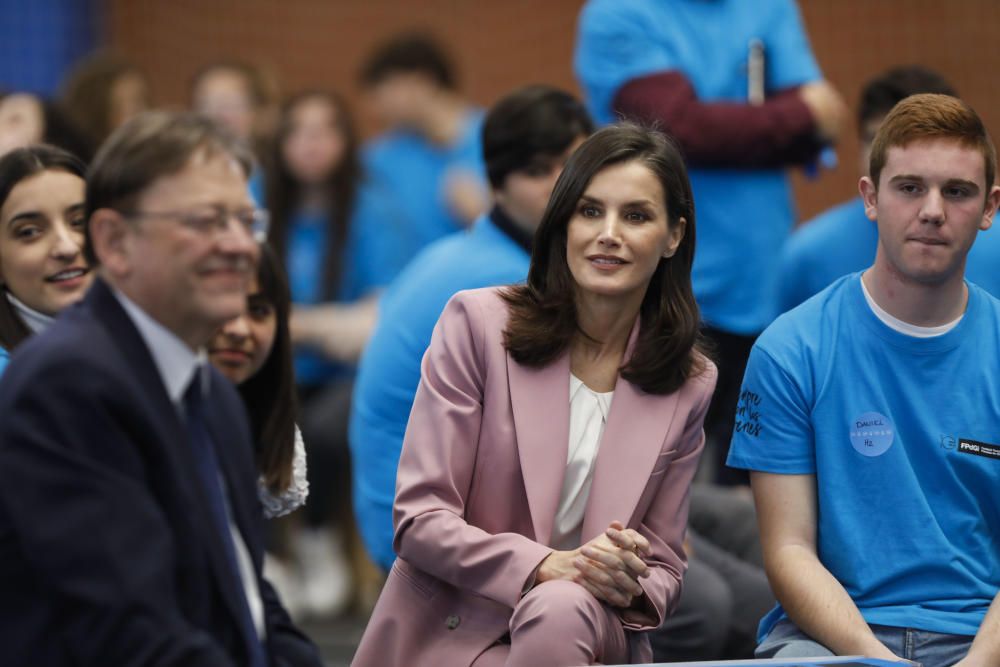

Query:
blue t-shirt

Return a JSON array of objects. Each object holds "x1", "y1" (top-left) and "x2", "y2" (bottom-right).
[
  {"x1": 349, "y1": 215, "x2": 530, "y2": 570},
  {"x1": 574, "y1": 0, "x2": 821, "y2": 334},
  {"x1": 281, "y1": 179, "x2": 408, "y2": 385},
  {"x1": 362, "y1": 109, "x2": 486, "y2": 260},
  {"x1": 779, "y1": 196, "x2": 1000, "y2": 312},
  {"x1": 728, "y1": 274, "x2": 1000, "y2": 640},
  {"x1": 778, "y1": 197, "x2": 875, "y2": 312},
  {"x1": 0, "y1": 347, "x2": 8, "y2": 377}
]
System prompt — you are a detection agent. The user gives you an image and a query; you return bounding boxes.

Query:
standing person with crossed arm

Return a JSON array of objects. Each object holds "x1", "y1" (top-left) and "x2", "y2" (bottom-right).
[{"x1": 575, "y1": 0, "x2": 846, "y2": 484}]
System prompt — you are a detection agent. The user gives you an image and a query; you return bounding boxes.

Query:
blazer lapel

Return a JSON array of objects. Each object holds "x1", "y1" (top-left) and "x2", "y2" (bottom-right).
[
  {"x1": 195, "y1": 377, "x2": 263, "y2": 643},
  {"x1": 507, "y1": 350, "x2": 570, "y2": 546},
  {"x1": 580, "y1": 321, "x2": 681, "y2": 542},
  {"x1": 90, "y1": 281, "x2": 258, "y2": 642},
  {"x1": 203, "y1": 390, "x2": 263, "y2": 566}
]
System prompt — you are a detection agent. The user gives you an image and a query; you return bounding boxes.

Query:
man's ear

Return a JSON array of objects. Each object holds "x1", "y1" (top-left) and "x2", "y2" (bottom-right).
[
  {"x1": 981, "y1": 184, "x2": 1000, "y2": 231},
  {"x1": 859, "y1": 176, "x2": 878, "y2": 222},
  {"x1": 88, "y1": 209, "x2": 132, "y2": 279}
]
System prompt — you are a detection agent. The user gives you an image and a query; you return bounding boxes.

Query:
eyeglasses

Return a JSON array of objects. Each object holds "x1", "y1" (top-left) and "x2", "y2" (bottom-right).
[{"x1": 122, "y1": 207, "x2": 270, "y2": 243}]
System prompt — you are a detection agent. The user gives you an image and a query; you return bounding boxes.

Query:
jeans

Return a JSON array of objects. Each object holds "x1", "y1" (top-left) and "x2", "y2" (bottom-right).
[{"x1": 756, "y1": 618, "x2": 975, "y2": 667}]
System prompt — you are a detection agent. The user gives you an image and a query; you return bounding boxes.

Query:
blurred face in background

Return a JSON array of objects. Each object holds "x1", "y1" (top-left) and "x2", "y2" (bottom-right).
[
  {"x1": 0, "y1": 169, "x2": 91, "y2": 315},
  {"x1": 366, "y1": 72, "x2": 435, "y2": 130},
  {"x1": 281, "y1": 96, "x2": 346, "y2": 185},
  {"x1": 193, "y1": 68, "x2": 257, "y2": 142},
  {"x1": 208, "y1": 276, "x2": 277, "y2": 384},
  {"x1": 109, "y1": 71, "x2": 150, "y2": 131},
  {"x1": 494, "y1": 137, "x2": 586, "y2": 234},
  {"x1": 0, "y1": 94, "x2": 45, "y2": 157}
]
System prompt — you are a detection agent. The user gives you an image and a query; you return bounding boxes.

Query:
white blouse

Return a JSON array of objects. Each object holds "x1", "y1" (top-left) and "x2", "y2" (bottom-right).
[{"x1": 550, "y1": 374, "x2": 614, "y2": 551}]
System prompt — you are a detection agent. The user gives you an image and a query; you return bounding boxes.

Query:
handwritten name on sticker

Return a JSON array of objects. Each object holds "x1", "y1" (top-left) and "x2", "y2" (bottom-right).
[
  {"x1": 734, "y1": 389, "x2": 762, "y2": 438},
  {"x1": 849, "y1": 411, "x2": 894, "y2": 457}
]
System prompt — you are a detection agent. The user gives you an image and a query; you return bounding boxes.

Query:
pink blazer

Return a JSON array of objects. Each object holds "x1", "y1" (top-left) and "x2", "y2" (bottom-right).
[{"x1": 352, "y1": 288, "x2": 716, "y2": 666}]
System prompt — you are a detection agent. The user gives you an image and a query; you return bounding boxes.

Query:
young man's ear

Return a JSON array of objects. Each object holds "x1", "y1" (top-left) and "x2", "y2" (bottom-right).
[
  {"x1": 859, "y1": 176, "x2": 879, "y2": 222},
  {"x1": 981, "y1": 185, "x2": 1000, "y2": 231}
]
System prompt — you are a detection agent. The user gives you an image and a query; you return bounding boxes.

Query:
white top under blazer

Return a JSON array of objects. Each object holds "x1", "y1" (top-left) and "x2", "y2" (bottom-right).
[{"x1": 550, "y1": 374, "x2": 614, "y2": 551}]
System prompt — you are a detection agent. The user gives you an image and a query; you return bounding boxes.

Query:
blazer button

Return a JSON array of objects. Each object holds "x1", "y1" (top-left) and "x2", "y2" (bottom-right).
[{"x1": 445, "y1": 614, "x2": 461, "y2": 630}]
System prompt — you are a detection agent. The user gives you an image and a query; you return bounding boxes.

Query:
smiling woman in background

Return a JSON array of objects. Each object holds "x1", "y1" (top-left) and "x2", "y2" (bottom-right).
[
  {"x1": 0, "y1": 145, "x2": 90, "y2": 375},
  {"x1": 208, "y1": 243, "x2": 308, "y2": 519}
]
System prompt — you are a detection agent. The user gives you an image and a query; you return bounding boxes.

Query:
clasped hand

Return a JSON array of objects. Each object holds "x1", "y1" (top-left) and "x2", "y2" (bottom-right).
[{"x1": 536, "y1": 520, "x2": 652, "y2": 608}]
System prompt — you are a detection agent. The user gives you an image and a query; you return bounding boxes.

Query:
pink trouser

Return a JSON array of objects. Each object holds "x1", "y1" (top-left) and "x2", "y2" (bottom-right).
[{"x1": 471, "y1": 580, "x2": 630, "y2": 667}]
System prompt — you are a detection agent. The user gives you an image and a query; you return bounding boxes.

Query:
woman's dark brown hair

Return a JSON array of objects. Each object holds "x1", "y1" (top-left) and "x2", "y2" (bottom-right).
[
  {"x1": 266, "y1": 90, "x2": 361, "y2": 300},
  {"x1": 502, "y1": 123, "x2": 707, "y2": 395},
  {"x1": 0, "y1": 144, "x2": 87, "y2": 352},
  {"x1": 236, "y1": 243, "x2": 298, "y2": 492}
]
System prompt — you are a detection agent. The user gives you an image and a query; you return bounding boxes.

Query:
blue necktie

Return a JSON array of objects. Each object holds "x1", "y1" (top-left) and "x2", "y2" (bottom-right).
[{"x1": 184, "y1": 375, "x2": 268, "y2": 667}]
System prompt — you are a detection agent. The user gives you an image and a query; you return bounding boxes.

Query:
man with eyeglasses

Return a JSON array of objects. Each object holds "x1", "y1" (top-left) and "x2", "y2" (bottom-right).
[{"x1": 0, "y1": 111, "x2": 322, "y2": 666}]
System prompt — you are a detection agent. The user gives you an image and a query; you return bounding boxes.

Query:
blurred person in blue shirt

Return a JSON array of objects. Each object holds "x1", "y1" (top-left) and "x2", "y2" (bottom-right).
[
  {"x1": 258, "y1": 90, "x2": 406, "y2": 618},
  {"x1": 350, "y1": 84, "x2": 593, "y2": 572},
  {"x1": 190, "y1": 60, "x2": 280, "y2": 190},
  {"x1": 359, "y1": 33, "x2": 488, "y2": 257},
  {"x1": 574, "y1": 0, "x2": 847, "y2": 485}
]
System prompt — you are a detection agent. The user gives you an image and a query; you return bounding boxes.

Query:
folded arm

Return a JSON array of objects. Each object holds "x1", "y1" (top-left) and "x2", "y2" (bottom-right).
[
  {"x1": 290, "y1": 294, "x2": 379, "y2": 363},
  {"x1": 613, "y1": 72, "x2": 844, "y2": 169}
]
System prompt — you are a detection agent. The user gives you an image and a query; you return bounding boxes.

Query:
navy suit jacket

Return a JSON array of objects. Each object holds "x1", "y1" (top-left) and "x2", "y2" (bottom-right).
[{"x1": 0, "y1": 278, "x2": 322, "y2": 666}]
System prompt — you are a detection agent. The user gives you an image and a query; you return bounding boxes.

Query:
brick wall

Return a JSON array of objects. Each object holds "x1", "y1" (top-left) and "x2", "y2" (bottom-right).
[{"x1": 109, "y1": 0, "x2": 1000, "y2": 222}]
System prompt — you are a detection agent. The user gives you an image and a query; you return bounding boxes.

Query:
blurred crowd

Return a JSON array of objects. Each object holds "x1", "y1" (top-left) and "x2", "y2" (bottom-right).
[{"x1": 1, "y1": 2, "x2": 997, "y2": 665}]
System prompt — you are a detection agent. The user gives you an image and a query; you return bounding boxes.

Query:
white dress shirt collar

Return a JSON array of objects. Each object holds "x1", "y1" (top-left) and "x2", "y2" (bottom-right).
[
  {"x1": 112, "y1": 287, "x2": 265, "y2": 638},
  {"x1": 111, "y1": 288, "x2": 208, "y2": 406}
]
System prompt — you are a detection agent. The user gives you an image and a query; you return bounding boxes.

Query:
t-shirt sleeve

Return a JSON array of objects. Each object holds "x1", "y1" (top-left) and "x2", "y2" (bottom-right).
[
  {"x1": 573, "y1": 1, "x2": 677, "y2": 124},
  {"x1": 777, "y1": 234, "x2": 812, "y2": 313},
  {"x1": 726, "y1": 342, "x2": 816, "y2": 474},
  {"x1": 345, "y1": 179, "x2": 412, "y2": 298},
  {"x1": 451, "y1": 112, "x2": 487, "y2": 181}
]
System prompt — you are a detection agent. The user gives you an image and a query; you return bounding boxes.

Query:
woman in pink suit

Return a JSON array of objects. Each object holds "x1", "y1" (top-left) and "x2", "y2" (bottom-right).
[{"x1": 352, "y1": 123, "x2": 717, "y2": 666}]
